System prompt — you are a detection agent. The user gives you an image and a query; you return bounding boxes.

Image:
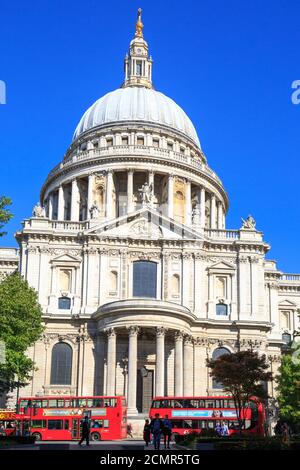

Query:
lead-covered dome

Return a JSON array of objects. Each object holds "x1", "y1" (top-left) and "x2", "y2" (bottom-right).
[{"x1": 73, "y1": 87, "x2": 201, "y2": 148}]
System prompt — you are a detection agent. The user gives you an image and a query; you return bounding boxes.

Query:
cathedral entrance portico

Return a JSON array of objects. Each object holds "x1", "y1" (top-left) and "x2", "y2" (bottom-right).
[{"x1": 100, "y1": 318, "x2": 191, "y2": 415}]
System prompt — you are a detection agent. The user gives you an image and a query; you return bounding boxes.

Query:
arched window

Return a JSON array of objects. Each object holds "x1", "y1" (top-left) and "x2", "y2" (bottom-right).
[
  {"x1": 216, "y1": 303, "x2": 228, "y2": 316},
  {"x1": 58, "y1": 297, "x2": 71, "y2": 310},
  {"x1": 133, "y1": 261, "x2": 157, "y2": 298},
  {"x1": 212, "y1": 347, "x2": 230, "y2": 389},
  {"x1": 50, "y1": 342, "x2": 72, "y2": 385}
]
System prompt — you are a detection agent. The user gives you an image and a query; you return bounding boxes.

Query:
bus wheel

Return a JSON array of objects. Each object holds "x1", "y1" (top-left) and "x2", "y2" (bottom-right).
[
  {"x1": 32, "y1": 432, "x2": 42, "y2": 441},
  {"x1": 91, "y1": 432, "x2": 101, "y2": 441}
]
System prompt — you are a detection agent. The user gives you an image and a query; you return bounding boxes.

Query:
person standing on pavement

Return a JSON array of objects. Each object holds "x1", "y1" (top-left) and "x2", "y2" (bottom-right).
[
  {"x1": 150, "y1": 413, "x2": 163, "y2": 450},
  {"x1": 143, "y1": 419, "x2": 151, "y2": 447},
  {"x1": 78, "y1": 416, "x2": 90, "y2": 446},
  {"x1": 162, "y1": 414, "x2": 172, "y2": 449}
]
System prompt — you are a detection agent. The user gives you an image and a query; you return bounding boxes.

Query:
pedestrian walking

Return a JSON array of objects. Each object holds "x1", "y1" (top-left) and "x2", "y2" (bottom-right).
[
  {"x1": 162, "y1": 414, "x2": 172, "y2": 449},
  {"x1": 143, "y1": 419, "x2": 151, "y2": 447},
  {"x1": 78, "y1": 416, "x2": 90, "y2": 446},
  {"x1": 150, "y1": 413, "x2": 163, "y2": 450}
]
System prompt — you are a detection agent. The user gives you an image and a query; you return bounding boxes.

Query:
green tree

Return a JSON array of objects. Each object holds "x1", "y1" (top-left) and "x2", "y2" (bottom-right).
[
  {"x1": 0, "y1": 273, "x2": 44, "y2": 395},
  {"x1": 0, "y1": 196, "x2": 13, "y2": 237},
  {"x1": 207, "y1": 350, "x2": 272, "y2": 433},
  {"x1": 276, "y1": 344, "x2": 300, "y2": 425}
]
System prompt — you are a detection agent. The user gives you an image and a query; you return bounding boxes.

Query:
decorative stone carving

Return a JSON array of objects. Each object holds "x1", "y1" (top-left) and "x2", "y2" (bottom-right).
[
  {"x1": 156, "y1": 326, "x2": 167, "y2": 337},
  {"x1": 130, "y1": 219, "x2": 162, "y2": 238},
  {"x1": 192, "y1": 205, "x2": 201, "y2": 225},
  {"x1": 32, "y1": 202, "x2": 46, "y2": 218},
  {"x1": 127, "y1": 325, "x2": 140, "y2": 337},
  {"x1": 138, "y1": 182, "x2": 153, "y2": 206},
  {"x1": 89, "y1": 201, "x2": 100, "y2": 219},
  {"x1": 241, "y1": 215, "x2": 256, "y2": 230}
]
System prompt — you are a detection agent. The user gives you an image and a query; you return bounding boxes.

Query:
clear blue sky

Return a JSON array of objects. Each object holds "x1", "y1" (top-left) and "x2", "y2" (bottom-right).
[{"x1": 0, "y1": 0, "x2": 299, "y2": 272}]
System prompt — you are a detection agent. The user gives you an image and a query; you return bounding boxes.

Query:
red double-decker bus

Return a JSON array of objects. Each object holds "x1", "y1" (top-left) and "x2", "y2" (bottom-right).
[
  {"x1": 0, "y1": 410, "x2": 16, "y2": 436},
  {"x1": 16, "y1": 395, "x2": 127, "y2": 441},
  {"x1": 150, "y1": 396, "x2": 266, "y2": 436}
]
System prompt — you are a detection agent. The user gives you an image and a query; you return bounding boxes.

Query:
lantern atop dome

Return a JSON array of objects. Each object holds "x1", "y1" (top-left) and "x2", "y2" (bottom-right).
[{"x1": 123, "y1": 9, "x2": 153, "y2": 89}]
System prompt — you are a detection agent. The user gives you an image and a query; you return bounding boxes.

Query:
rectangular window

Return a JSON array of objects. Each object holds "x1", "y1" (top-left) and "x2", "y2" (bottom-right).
[
  {"x1": 47, "y1": 420, "x2": 63, "y2": 430},
  {"x1": 48, "y1": 400, "x2": 57, "y2": 408},
  {"x1": 137, "y1": 137, "x2": 144, "y2": 146},
  {"x1": 31, "y1": 420, "x2": 46, "y2": 428},
  {"x1": 152, "y1": 138, "x2": 159, "y2": 148},
  {"x1": 106, "y1": 138, "x2": 113, "y2": 147},
  {"x1": 121, "y1": 136, "x2": 129, "y2": 145},
  {"x1": 133, "y1": 261, "x2": 157, "y2": 298},
  {"x1": 167, "y1": 142, "x2": 173, "y2": 150},
  {"x1": 216, "y1": 304, "x2": 228, "y2": 316}
]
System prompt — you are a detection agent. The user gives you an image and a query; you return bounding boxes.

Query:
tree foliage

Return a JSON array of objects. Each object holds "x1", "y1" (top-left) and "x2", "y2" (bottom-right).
[
  {"x1": 207, "y1": 350, "x2": 272, "y2": 432},
  {"x1": 276, "y1": 344, "x2": 300, "y2": 424},
  {"x1": 0, "y1": 272, "x2": 44, "y2": 393},
  {"x1": 0, "y1": 196, "x2": 13, "y2": 237}
]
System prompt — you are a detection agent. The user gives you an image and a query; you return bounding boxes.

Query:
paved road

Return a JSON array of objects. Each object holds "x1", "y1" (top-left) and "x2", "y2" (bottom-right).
[{"x1": 1, "y1": 439, "x2": 175, "y2": 451}]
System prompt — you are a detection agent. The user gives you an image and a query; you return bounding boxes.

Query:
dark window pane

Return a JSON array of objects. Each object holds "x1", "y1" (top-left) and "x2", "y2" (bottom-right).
[
  {"x1": 47, "y1": 420, "x2": 63, "y2": 430},
  {"x1": 58, "y1": 297, "x2": 71, "y2": 310},
  {"x1": 212, "y1": 347, "x2": 230, "y2": 389},
  {"x1": 50, "y1": 342, "x2": 72, "y2": 385},
  {"x1": 216, "y1": 304, "x2": 228, "y2": 316},
  {"x1": 133, "y1": 261, "x2": 157, "y2": 298}
]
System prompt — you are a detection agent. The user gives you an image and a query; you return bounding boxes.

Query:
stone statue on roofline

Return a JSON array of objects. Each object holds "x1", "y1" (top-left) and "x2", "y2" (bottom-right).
[
  {"x1": 241, "y1": 214, "x2": 256, "y2": 230},
  {"x1": 89, "y1": 201, "x2": 100, "y2": 219},
  {"x1": 32, "y1": 202, "x2": 46, "y2": 218},
  {"x1": 138, "y1": 182, "x2": 153, "y2": 207}
]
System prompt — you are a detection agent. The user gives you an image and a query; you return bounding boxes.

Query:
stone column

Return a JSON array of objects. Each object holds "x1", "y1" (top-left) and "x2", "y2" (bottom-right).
[
  {"x1": 127, "y1": 170, "x2": 134, "y2": 213},
  {"x1": 174, "y1": 331, "x2": 183, "y2": 396},
  {"x1": 217, "y1": 201, "x2": 223, "y2": 229},
  {"x1": 71, "y1": 179, "x2": 80, "y2": 221},
  {"x1": 127, "y1": 326, "x2": 139, "y2": 414},
  {"x1": 200, "y1": 187, "x2": 206, "y2": 228},
  {"x1": 48, "y1": 193, "x2": 53, "y2": 219},
  {"x1": 185, "y1": 179, "x2": 192, "y2": 225},
  {"x1": 106, "y1": 328, "x2": 116, "y2": 395},
  {"x1": 210, "y1": 194, "x2": 216, "y2": 229},
  {"x1": 167, "y1": 174, "x2": 174, "y2": 219},
  {"x1": 148, "y1": 171, "x2": 154, "y2": 207},
  {"x1": 57, "y1": 185, "x2": 64, "y2": 220},
  {"x1": 183, "y1": 335, "x2": 194, "y2": 395},
  {"x1": 155, "y1": 327, "x2": 166, "y2": 396},
  {"x1": 87, "y1": 173, "x2": 95, "y2": 219},
  {"x1": 106, "y1": 170, "x2": 114, "y2": 219}
]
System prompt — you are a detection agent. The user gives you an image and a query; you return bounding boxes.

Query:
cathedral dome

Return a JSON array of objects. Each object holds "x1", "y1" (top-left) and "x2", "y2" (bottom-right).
[{"x1": 73, "y1": 87, "x2": 201, "y2": 148}]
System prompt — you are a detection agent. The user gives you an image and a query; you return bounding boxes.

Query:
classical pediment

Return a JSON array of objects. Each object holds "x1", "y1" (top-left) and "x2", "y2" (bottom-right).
[
  {"x1": 208, "y1": 260, "x2": 236, "y2": 272},
  {"x1": 278, "y1": 299, "x2": 298, "y2": 308},
  {"x1": 84, "y1": 208, "x2": 205, "y2": 241},
  {"x1": 50, "y1": 253, "x2": 81, "y2": 265}
]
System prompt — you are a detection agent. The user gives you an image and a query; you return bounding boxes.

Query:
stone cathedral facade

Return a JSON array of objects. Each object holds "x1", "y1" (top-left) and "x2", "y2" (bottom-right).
[{"x1": 0, "y1": 11, "x2": 299, "y2": 418}]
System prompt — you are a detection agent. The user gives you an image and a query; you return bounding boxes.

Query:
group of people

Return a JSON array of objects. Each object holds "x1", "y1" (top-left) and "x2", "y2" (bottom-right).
[
  {"x1": 214, "y1": 421, "x2": 229, "y2": 436},
  {"x1": 143, "y1": 414, "x2": 172, "y2": 450}
]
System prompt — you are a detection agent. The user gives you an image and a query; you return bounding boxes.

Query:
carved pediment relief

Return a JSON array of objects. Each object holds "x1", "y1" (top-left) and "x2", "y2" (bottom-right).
[{"x1": 84, "y1": 208, "x2": 205, "y2": 241}]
